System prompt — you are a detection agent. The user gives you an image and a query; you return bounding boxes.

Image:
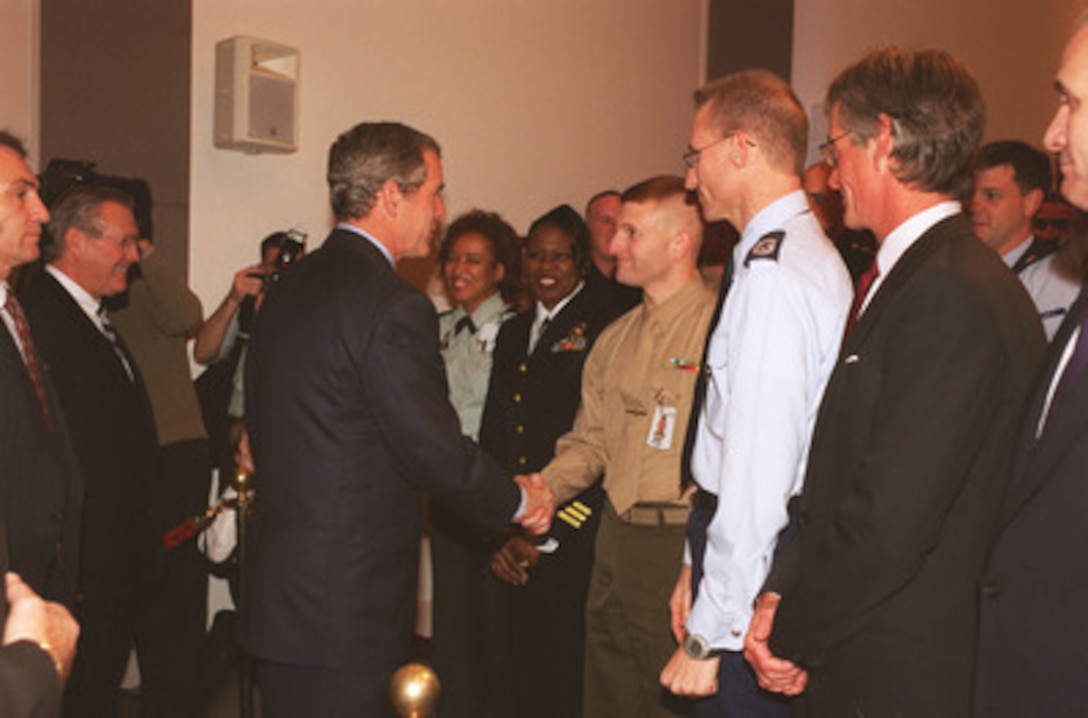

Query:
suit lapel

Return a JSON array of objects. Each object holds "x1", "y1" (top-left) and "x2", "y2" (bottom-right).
[
  {"x1": 1000, "y1": 286, "x2": 1088, "y2": 522},
  {"x1": 841, "y1": 214, "x2": 966, "y2": 355},
  {"x1": 37, "y1": 274, "x2": 155, "y2": 435},
  {"x1": 506, "y1": 315, "x2": 532, "y2": 362},
  {"x1": 49, "y1": 275, "x2": 137, "y2": 392}
]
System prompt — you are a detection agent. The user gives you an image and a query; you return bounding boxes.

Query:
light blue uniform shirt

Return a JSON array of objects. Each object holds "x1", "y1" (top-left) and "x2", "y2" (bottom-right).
[{"x1": 688, "y1": 190, "x2": 853, "y2": 650}]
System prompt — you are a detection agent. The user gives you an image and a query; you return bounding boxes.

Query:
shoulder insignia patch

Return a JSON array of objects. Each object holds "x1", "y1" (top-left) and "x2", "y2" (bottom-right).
[{"x1": 745, "y1": 230, "x2": 785, "y2": 267}]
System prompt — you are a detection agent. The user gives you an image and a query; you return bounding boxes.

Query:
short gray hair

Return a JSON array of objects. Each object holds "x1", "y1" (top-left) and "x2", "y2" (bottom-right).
[
  {"x1": 327, "y1": 122, "x2": 440, "y2": 221},
  {"x1": 827, "y1": 47, "x2": 985, "y2": 198},
  {"x1": 46, "y1": 184, "x2": 135, "y2": 261},
  {"x1": 695, "y1": 70, "x2": 808, "y2": 175}
]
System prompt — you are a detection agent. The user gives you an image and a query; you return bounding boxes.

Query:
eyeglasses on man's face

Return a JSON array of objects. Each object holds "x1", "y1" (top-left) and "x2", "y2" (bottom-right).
[
  {"x1": 819, "y1": 130, "x2": 852, "y2": 169},
  {"x1": 682, "y1": 132, "x2": 738, "y2": 169}
]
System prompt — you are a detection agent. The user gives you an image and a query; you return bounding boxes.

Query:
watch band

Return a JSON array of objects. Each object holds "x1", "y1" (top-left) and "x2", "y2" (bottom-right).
[{"x1": 682, "y1": 632, "x2": 721, "y2": 660}]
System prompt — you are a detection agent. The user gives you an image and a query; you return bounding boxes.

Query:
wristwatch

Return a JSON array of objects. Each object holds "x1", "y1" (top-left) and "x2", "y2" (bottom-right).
[{"x1": 682, "y1": 632, "x2": 721, "y2": 660}]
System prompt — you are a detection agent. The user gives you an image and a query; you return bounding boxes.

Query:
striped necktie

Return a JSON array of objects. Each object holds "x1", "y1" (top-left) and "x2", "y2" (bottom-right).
[
  {"x1": 4, "y1": 292, "x2": 53, "y2": 432},
  {"x1": 98, "y1": 305, "x2": 135, "y2": 381}
]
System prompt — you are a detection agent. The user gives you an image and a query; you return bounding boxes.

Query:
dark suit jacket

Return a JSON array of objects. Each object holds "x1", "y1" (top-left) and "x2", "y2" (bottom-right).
[
  {"x1": 0, "y1": 313, "x2": 82, "y2": 608},
  {"x1": 0, "y1": 641, "x2": 59, "y2": 718},
  {"x1": 19, "y1": 272, "x2": 157, "y2": 596},
  {"x1": 765, "y1": 214, "x2": 1045, "y2": 717},
  {"x1": 240, "y1": 229, "x2": 520, "y2": 691},
  {"x1": 974, "y1": 284, "x2": 1088, "y2": 718},
  {"x1": 0, "y1": 497, "x2": 63, "y2": 718}
]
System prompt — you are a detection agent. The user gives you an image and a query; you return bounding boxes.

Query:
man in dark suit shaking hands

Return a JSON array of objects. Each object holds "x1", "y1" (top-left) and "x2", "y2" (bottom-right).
[
  {"x1": 743, "y1": 48, "x2": 1046, "y2": 717},
  {"x1": 240, "y1": 121, "x2": 553, "y2": 718},
  {"x1": 974, "y1": 16, "x2": 1088, "y2": 717}
]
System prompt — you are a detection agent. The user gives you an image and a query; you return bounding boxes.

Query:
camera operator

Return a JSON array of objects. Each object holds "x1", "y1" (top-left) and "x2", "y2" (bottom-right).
[
  {"x1": 194, "y1": 231, "x2": 305, "y2": 476},
  {"x1": 194, "y1": 231, "x2": 295, "y2": 367}
]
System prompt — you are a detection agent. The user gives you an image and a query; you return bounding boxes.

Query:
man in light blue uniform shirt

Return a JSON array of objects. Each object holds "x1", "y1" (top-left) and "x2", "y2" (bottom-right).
[
  {"x1": 970, "y1": 140, "x2": 1081, "y2": 340},
  {"x1": 661, "y1": 70, "x2": 852, "y2": 717}
]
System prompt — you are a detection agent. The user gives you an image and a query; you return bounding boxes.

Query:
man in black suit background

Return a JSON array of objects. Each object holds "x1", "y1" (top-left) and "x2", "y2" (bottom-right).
[
  {"x1": 240, "y1": 121, "x2": 552, "y2": 718},
  {"x1": 583, "y1": 190, "x2": 641, "y2": 316},
  {"x1": 0, "y1": 130, "x2": 80, "y2": 716},
  {"x1": 743, "y1": 48, "x2": 1045, "y2": 716},
  {"x1": 973, "y1": 16, "x2": 1088, "y2": 717},
  {"x1": 20, "y1": 184, "x2": 158, "y2": 717},
  {"x1": 0, "y1": 132, "x2": 83, "y2": 616}
]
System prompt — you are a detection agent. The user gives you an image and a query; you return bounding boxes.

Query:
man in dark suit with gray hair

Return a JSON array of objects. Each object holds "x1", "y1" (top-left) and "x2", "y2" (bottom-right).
[
  {"x1": 241, "y1": 121, "x2": 553, "y2": 718},
  {"x1": 743, "y1": 47, "x2": 1045, "y2": 717}
]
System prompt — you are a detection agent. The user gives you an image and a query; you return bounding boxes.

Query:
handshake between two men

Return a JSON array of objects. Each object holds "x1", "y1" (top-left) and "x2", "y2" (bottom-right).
[{"x1": 511, "y1": 472, "x2": 554, "y2": 537}]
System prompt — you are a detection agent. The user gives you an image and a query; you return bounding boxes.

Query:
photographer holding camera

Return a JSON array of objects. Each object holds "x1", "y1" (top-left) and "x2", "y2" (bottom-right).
[{"x1": 194, "y1": 230, "x2": 305, "y2": 475}]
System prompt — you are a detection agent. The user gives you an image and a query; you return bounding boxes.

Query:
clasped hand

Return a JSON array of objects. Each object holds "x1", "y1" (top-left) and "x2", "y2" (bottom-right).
[
  {"x1": 513, "y1": 473, "x2": 554, "y2": 535},
  {"x1": 743, "y1": 592, "x2": 808, "y2": 695}
]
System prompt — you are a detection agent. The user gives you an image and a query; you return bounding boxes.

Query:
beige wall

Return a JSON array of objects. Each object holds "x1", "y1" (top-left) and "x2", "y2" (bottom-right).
[
  {"x1": 189, "y1": 0, "x2": 703, "y2": 306},
  {"x1": 792, "y1": 0, "x2": 1084, "y2": 161},
  {"x1": 0, "y1": 0, "x2": 38, "y2": 163},
  {"x1": 8, "y1": 2, "x2": 1087, "y2": 305}
]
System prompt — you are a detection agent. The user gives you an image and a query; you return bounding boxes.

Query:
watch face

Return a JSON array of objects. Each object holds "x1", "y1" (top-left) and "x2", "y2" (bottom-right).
[{"x1": 683, "y1": 633, "x2": 710, "y2": 660}]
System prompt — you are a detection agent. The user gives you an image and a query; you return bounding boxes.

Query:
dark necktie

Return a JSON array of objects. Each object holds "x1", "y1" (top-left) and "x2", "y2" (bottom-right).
[
  {"x1": 680, "y1": 252, "x2": 735, "y2": 490},
  {"x1": 4, "y1": 292, "x2": 53, "y2": 432},
  {"x1": 99, "y1": 305, "x2": 135, "y2": 381},
  {"x1": 455, "y1": 315, "x2": 476, "y2": 335},
  {"x1": 1043, "y1": 304, "x2": 1088, "y2": 429},
  {"x1": 844, "y1": 259, "x2": 880, "y2": 338},
  {"x1": 1011, "y1": 237, "x2": 1057, "y2": 275}
]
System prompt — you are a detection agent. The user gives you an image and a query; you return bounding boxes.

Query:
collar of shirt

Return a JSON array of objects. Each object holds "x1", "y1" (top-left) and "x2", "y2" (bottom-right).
[
  {"x1": 735, "y1": 189, "x2": 811, "y2": 260},
  {"x1": 533, "y1": 280, "x2": 586, "y2": 326},
  {"x1": 1001, "y1": 235, "x2": 1034, "y2": 269},
  {"x1": 465, "y1": 292, "x2": 510, "y2": 328},
  {"x1": 445, "y1": 292, "x2": 510, "y2": 345},
  {"x1": 641, "y1": 276, "x2": 709, "y2": 334},
  {"x1": 867, "y1": 201, "x2": 961, "y2": 306},
  {"x1": 337, "y1": 222, "x2": 395, "y2": 268},
  {"x1": 46, "y1": 264, "x2": 107, "y2": 333}
]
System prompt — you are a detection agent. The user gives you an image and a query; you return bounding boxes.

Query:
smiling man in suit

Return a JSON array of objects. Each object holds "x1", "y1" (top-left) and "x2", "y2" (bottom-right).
[
  {"x1": 240, "y1": 121, "x2": 552, "y2": 718},
  {"x1": 973, "y1": 16, "x2": 1088, "y2": 717},
  {"x1": 20, "y1": 183, "x2": 159, "y2": 717},
  {"x1": 743, "y1": 48, "x2": 1045, "y2": 717}
]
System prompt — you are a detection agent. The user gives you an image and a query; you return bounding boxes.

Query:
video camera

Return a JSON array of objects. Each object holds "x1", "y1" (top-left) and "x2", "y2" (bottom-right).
[{"x1": 270, "y1": 227, "x2": 306, "y2": 283}]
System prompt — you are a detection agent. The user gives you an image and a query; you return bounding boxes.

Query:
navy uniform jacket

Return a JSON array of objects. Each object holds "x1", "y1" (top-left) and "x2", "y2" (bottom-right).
[
  {"x1": 481, "y1": 283, "x2": 621, "y2": 476},
  {"x1": 478, "y1": 279, "x2": 622, "y2": 718}
]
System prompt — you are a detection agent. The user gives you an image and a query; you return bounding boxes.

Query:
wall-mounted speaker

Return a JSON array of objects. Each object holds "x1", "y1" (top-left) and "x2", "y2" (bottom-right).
[{"x1": 215, "y1": 36, "x2": 299, "y2": 154}]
